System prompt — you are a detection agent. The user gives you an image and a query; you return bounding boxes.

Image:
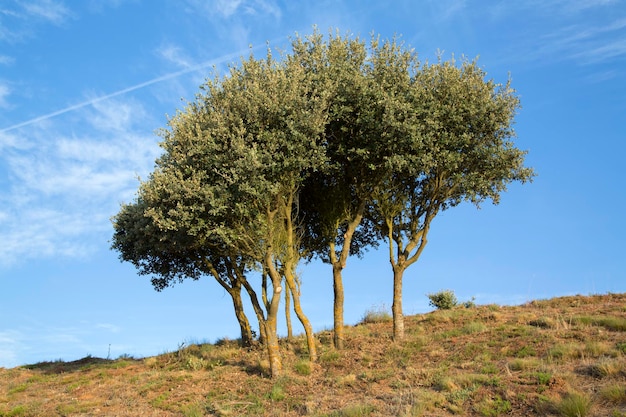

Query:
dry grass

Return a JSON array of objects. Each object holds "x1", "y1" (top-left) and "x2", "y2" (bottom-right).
[{"x1": 1, "y1": 293, "x2": 625, "y2": 416}]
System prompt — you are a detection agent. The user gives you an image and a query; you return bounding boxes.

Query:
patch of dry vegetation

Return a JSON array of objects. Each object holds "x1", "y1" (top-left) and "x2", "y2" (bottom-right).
[{"x1": 1, "y1": 293, "x2": 625, "y2": 416}]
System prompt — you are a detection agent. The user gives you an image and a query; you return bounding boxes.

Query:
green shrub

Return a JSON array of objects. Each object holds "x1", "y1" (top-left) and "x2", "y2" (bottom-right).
[
  {"x1": 557, "y1": 392, "x2": 592, "y2": 417},
  {"x1": 360, "y1": 305, "x2": 392, "y2": 324},
  {"x1": 427, "y1": 290, "x2": 458, "y2": 310},
  {"x1": 268, "y1": 384, "x2": 285, "y2": 401},
  {"x1": 293, "y1": 359, "x2": 312, "y2": 376},
  {"x1": 599, "y1": 384, "x2": 626, "y2": 404}
]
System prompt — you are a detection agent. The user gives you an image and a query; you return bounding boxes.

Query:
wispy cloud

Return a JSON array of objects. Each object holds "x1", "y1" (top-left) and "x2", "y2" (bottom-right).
[
  {"x1": 0, "y1": 55, "x2": 15, "y2": 65},
  {"x1": 535, "y1": 17, "x2": 626, "y2": 65},
  {"x1": 0, "y1": 47, "x2": 254, "y2": 134},
  {"x1": 96, "y1": 323, "x2": 122, "y2": 333},
  {"x1": 486, "y1": 1, "x2": 626, "y2": 72},
  {"x1": 22, "y1": 0, "x2": 72, "y2": 25},
  {"x1": 186, "y1": 0, "x2": 281, "y2": 19},
  {"x1": 0, "y1": 42, "x2": 273, "y2": 267},
  {"x1": 157, "y1": 44, "x2": 194, "y2": 69},
  {"x1": 0, "y1": 0, "x2": 73, "y2": 43},
  {"x1": 0, "y1": 97, "x2": 160, "y2": 266}
]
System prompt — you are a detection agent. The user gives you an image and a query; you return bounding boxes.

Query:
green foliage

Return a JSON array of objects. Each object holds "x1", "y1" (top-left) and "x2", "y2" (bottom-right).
[
  {"x1": 3, "y1": 405, "x2": 27, "y2": 417},
  {"x1": 320, "y1": 350, "x2": 341, "y2": 364},
  {"x1": 462, "y1": 321, "x2": 487, "y2": 334},
  {"x1": 463, "y1": 297, "x2": 477, "y2": 308},
  {"x1": 268, "y1": 384, "x2": 285, "y2": 401},
  {"x1": 515, "y1": 345, "x2": 537, "y2": 358},
  {"x1": 476, "y1": 395, "x2": 512, "y2": 416},
  {"x1": 557, "y1": 392, "x2": 593, "y2": 417},
  {"x1": 427, "y1": 290, "x2": 458, "y2": 310},
  {"x1": 574, "y1": 316, "x2": 626, "y2": 331},
  {"x1": 599, "y1": 384, "x2": 626, "y2": 404},
  {"x1": 293, "y1": 360, "x2": 312, "y2": 376},
  {"x1": 360, "y1": 305, "x2": 392, "y2": 324},
  {"x1": 111, "y1": 27, "x2": 534, "y2": 370},
  {"x1": 328, "y1": 404, "x2": 376, "y2": 417},
  {"x1": 534, "y1": 372, "x2": 553, "y2": 386}
]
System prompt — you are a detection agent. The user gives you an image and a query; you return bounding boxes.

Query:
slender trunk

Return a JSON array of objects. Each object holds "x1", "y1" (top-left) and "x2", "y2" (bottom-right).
[
  {"x1": 205, "y1": 260, "x2": 254, "y2": 348},
  {"x1": 284, "y1": 281, "x2": 293, "y2": 341},
  {"x1": 240, "y1": 277, "x2": 268, "y2": 346},
  {"x1": 392, "y1": 264, "x2": 405, "y2": 341},
  {"x1": 264, "y1": 245, "x2": 283, "y2": 378},
  {"x1": 230, "y1": 281, "x2": 254, "y2": 347},
  {"x1": 328, "y1": 201, "x2": 365, "y2": 350},
  {"x1": 284, "y1": 269, "x2": 318, "y2": 362},
  {"x1": 332, "y1": 263, "x2": 345, "y2": 350},
  {"x1": 264, "y1": 316, "x2": 282, "y2": 378}
]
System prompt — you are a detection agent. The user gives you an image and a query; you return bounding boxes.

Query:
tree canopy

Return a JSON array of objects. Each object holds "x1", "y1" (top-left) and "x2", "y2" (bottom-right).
[{"x1": 112, "y1": 29, "x2": 534, "y2": 378}]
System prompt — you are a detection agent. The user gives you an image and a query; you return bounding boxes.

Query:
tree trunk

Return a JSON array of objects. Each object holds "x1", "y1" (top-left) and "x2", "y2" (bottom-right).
[
  {"x1": 230, "y1": 282, "x2": 254, "y2": 347},
  {"x1": 240, "y1": 273, "x2": 268, "y2": 346},
  {"x1": 332, "y1": 263, "x2": 345, "y2": 350},
  {"x1": 284, "y1": 269, "x2": 318, "y2": 362},
  {"x1": 329, "y1": 201, "x2": 365, "y2": 350},
  {"x1": 264, "y1": 249, "x2": 284, "y2": 379},
  {"x1": 284, "y1": 282, "x2": 293, "y2": 341},
  {"x1": 206, "y1": 261, "x2": 255, "y2": 348},
  {"x1": 392, "y1": 264, "x2": 405, "y2": 341},
  {"x1": 263, "y1": 317, "x2": 282, "y2": 378}
]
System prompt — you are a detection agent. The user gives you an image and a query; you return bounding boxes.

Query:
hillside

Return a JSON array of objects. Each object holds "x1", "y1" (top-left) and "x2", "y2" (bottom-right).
[{"x1": 1, "y1": 293, "x2": 625, "y2": 416}]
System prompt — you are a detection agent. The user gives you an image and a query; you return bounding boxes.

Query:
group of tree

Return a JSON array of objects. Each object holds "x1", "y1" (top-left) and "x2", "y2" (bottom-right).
[{"x1": 111, "y1": 30, "x2": 534, "y2": 379}]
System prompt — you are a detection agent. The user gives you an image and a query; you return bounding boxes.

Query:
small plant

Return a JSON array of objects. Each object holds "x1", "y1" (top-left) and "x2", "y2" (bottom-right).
[
  {"x1": 360, "y1": 305, "x2": 392, "y2": 324},
  {"x1": 320, "y1": 350, "x2": 341, "y2": 364},
  {"x1": 293, "y1": 359, "x2": 312, "y2": 376},
  {"x1": 462, "y1": 321, "x2": 487, "y2": 334},
  {"x1": 330, "y1": 403, "x2": 376, "y2": 416},
  {"x1": 427, "y1": 290, "x2": 458, "y2": 310},
  {"x1": 557, "y1": 392, "x2": 593, "y2": 417},
  {"x1": 268, "y1": 384, "x2": 285, "y2": 401},
  {"x1": 463, "y1": 296, "x2": 477, "y2": 308},
  {"x1": 476, "y1": 394, "x2": 512, "y2": 416},
  {"x1": 515, "y1": 345, "x2": 537, "y2": 358},
  {"x1": 599, "y1": 383, "x2": 626, "y2": 404},
  {"x1": 535, "y1": 371, "x2": 553, "y2": 386}
]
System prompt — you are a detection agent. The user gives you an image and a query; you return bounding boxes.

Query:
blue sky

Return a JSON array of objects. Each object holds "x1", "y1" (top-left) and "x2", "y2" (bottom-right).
[{"x1": 1, "y1": 0, "x2": 624, "y2": 368}]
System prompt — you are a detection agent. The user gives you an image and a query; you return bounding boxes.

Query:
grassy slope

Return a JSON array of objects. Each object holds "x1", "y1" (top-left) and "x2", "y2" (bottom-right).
[{"x1": 1, "y1": 293, "x2": 625, "y2": 417}]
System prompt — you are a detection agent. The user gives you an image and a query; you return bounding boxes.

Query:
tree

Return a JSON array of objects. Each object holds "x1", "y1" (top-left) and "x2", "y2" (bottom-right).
[
  {"x1": 111, "y1": 196, "x2": 262, "y2": 348},
  {"x1": 296, "y1": 32, "x2": 416, "y2": 349},
  {"x1": 112, "y1": 46, "x2": 328, "y2": 378},
  {"x1": 373, "y1": 57, "x2": 535, "y2": 340}
]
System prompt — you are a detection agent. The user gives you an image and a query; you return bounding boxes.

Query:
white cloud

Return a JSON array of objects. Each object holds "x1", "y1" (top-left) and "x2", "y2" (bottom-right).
[
  {"x1": 0, "y1": 97, "x2": 161, "y2": 267},
  {"x1": 185, "y1": 0, "x2": 281, "y2": 20},
  {"x1": 158, "y1": 44, "x2": 194, "y2": 69},
  {"x1": 0, "y1": 0, "x2": 73, "y2": 43},
  {"x1": 22, "y1": 0, "x2": 72, "y2": 25},
  {"x1": 215, "y1": 0, "x2": 243, "y2": 17},
  {"x1": 0, "y1": 55, "x2": 15, "y2": 65},
  {"x1": 96, "y1": 323, "x2": 122, "y2": 333},
  {"x1": 536, "y1": 17, "x2": 626, "y2": 65},
  {"x1": 426, "y1": 0, "x2": 466, "y2": 20}
]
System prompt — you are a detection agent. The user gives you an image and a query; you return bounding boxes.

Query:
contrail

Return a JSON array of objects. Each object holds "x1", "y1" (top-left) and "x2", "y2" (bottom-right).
[{"x1": 0, "y1": 44, "x2": 272, "y2": 134}]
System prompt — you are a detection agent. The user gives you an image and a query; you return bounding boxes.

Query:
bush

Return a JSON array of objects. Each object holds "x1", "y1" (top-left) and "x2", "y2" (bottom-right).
[
  {"x1": 428, "y1": 290, "x2": 458, "y2": 310},
  {"x1": 361, "y1": 305, "x2": 392, "y2": 324},
  {"x1": 557, "y1": 392, "x2": 592, "y2": 417}
]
